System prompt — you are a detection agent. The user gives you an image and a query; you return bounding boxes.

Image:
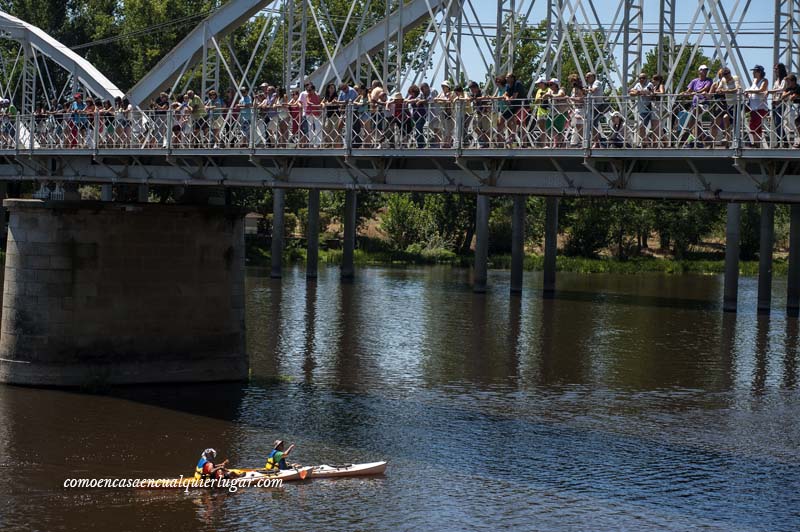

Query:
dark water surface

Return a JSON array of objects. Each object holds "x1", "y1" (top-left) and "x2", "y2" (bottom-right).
[{"x1": 2, "y1": 266, "x2": 800, "y2": 531}]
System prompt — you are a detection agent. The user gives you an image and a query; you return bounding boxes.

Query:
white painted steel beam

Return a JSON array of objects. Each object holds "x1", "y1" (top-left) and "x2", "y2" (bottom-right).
[
  {"x1": 0, "y1": 11, "x2": 123, "y2": 103},
  {"x1": 127, "y1": 0, "x2": 270, "y2": 106},
  {"x1": 305, "y1": 0, "x2": 447, "y2": 89}
]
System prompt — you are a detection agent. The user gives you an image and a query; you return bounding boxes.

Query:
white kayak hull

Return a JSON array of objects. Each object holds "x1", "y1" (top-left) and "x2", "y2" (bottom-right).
[{"x1": 308, "y1": 461, "x2": 387, "y2": 478}]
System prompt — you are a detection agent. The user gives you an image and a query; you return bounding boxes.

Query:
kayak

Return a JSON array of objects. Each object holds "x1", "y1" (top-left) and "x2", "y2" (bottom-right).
[
  {"x1": 137, "y1": 461, "x2": 386, "y2": 489},
  {"x1": 308, "y1": 461, "x2": 387, "y2": 479},
  {"x1": 234, "y1": 461, "x2": 387, "y2": 479}
]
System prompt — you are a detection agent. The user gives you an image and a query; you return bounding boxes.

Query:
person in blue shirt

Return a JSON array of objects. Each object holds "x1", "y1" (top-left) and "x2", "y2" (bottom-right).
[
  {"x1": 69, "y1": 93, "x2": 86, "y2": 147},
  {"x1": 194, "y1": 448, "x2": 239, "y2": 480}
]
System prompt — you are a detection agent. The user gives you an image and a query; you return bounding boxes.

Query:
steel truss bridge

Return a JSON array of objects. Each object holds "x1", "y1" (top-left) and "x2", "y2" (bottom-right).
[
  {"x1": 0, "y1": 1, "x2": 794, "y2": 199},
  {"x1": 0, "y1": 1, "x2": 799, "y2": 313}
]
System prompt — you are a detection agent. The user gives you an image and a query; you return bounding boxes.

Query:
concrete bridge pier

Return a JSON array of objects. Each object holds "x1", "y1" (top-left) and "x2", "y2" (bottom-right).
[
  {"x1": 473, "y1": 194, "x2": 490, "y2": 293},
  {"x1": 306, "y1": 189, "x2": 320, "y2": 279},
  {"x1": 788, "y1": 205, "x2": 800, "y2": 317},
  {"x1": 757, "y1": 203, "x2": 775, "y2": 314},
  {"x1": 723, "y1": 203, "x2": 741, "y2": 313},
  {"x1": 543, "y1": 197, "x2": 559, "y2": 298},
  {"x1": 510, "y1": 195, "x2": 526, "y2": 294},
  {"x1": 0, "y1": 199, "x2": 247, "y2": 386},
  {"x1": 271, "y1": 188, "x2": 285, "y2": 279},
  {"x1": 341, "y1": 190, "x2": 357, "y2": 280}
]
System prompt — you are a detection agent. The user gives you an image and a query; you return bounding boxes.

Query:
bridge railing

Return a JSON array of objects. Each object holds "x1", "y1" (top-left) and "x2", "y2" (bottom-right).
[{"x1": 9, "y1": 94, "x2": 800, "y2": 152}]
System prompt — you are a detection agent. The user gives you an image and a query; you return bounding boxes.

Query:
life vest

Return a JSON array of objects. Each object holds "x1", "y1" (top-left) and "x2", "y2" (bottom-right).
[
  {"x1": 195, "y1": 457, "x2": 208, "y2": 480},
  {"x1": 264, "y1": 449, "x2": 283, "y2": 471}
]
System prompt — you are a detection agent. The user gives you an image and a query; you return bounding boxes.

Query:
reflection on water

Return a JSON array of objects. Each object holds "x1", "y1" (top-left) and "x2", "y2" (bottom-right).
[{"x1": 2, "y1": 265, "x2": 800, "y2": 531}]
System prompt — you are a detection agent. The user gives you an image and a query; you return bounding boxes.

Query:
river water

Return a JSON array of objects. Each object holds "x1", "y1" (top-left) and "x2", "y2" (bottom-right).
[{"x1": 1, "y1": 266, "x2": 799, "y2": 531}]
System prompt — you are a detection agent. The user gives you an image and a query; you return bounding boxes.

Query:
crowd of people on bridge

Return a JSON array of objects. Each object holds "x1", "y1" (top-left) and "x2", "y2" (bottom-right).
[{"x1": 6, "y1": 62, "x2": 800, "y2": 150}]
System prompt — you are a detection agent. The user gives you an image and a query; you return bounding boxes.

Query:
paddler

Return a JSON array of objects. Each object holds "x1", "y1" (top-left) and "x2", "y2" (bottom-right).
[
  {"x1": 264, "y1": 440, "x2": 295, "y2": 470},
  {"x1": 194, "y1": 448, "x2": 239, "y2": 480}
]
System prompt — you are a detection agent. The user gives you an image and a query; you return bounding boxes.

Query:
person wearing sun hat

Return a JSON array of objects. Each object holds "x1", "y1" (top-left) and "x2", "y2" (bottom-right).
[
  {"x1": 744, "y1": 64, "x2": 769, "y2": 146},
  {"x1": 435, "y1": 80, "x2": 455, "y2": 147}
]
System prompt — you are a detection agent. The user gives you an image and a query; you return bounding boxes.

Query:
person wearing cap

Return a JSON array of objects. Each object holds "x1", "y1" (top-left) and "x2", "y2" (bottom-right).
[
  {"x1": 435, "y1": 80, "x2": 455, "y2": 147},
  {"x1": 744, "y1": 64, "x2": 769, "y2": 146},
  {"x1": 603, "y1": 110, "x2": 626, "y2": 148},
  {"x1": 264, "y1": 440, "x2": 296, "y2": 471},
  {"x1": 629, "y1": 72, "x2": 654, "y2": 147},
  {"x1": 384, "y1": 90, "x2": 407, "y2": 147},
  {"x1": 680, "y1": 64, "x2": 713, "y2": 147},
  {"x1": 531, "y1": 76, "x2": 549, "y2": 147}
]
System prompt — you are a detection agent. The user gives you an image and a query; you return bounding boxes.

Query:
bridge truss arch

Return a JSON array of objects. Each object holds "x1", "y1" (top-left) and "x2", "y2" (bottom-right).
[{"x1": 0, "y1": 11, "x2": 123, "y2": 114}]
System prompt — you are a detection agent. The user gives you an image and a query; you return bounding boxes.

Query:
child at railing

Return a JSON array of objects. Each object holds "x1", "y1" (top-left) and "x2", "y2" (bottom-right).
[
  {"x1": 353, "y1": 85, "x2": 370, "y2": 148},
  {"x1": 568, "y1": 76, "x2": 585, "y2": 147},
  {"x1": 602, "y1": 111, "x2": 626, "y2": 148}
]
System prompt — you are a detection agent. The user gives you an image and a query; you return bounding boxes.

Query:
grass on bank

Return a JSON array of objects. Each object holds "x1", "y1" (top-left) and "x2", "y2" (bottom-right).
[{"x1": 246, "y1": 240, "x2": 781, "y2": 276}]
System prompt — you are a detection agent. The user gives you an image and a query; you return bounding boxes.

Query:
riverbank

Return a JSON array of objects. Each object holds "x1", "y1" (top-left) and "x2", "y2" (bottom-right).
[{"x1": 245, "y1": 243, "x2": 784, "y2": 276}]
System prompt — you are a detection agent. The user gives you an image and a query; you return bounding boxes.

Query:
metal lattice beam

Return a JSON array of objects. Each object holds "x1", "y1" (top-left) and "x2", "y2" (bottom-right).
[
  {"x1": 622, "y1": 0, "x2": 643, "y2": 92},
  {"x1": 775, "y1": 0, "x2": 800, "y2": 73}
]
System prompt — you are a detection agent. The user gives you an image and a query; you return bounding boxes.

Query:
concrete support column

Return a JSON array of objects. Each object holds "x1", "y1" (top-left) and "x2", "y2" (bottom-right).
[
  {"x1": 757, "y1": 203, "x2": 775, "y2": 314},
  {"x1": 0, "y1": 200, "x2": 247, "y2": 386},
  {"x1": 510, "y1": 195, "x2": 526, "y2": 294},
  {"x1": 341, "y1": 190, "x2": 357, "y2": 279},
  {"x1": 474, "y1": 194, "x2": 490, "y2": 293},
  {"x1": 271, "y1": 188, "x2": 285, "y2": 279},
  {"x1": 543, "y1": 197, "x2": 559, "y2": 298},
  {"x1": 101, "y1": 184, "x2": 112, "y2": 201},
  {"x1": 723, "y1": 203, "x2": 741, "y2": 313},
  {"x1": 788, "y1": 205, "x2": 800, "y2": 316},
  {"x1": 136, "y1": 184, "x2": 149, "y2": 203},
  {"x1": 307, "y1": 189, "x2": 320, "y2": 279}
]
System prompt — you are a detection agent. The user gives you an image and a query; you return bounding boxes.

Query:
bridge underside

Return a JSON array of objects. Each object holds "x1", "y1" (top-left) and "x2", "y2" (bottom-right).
[{"x1": 3, "y1": 151, "x2": 800, "y2": 202}]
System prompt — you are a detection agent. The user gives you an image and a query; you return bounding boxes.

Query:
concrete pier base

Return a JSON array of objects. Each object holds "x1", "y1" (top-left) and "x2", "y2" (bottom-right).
[
  {"x1": 341, "y1": 190, "x2": 357, "y2": 279},
  {"x1": 271, "y1": 188, "x2": 285, "y2": 279},
  {"x1": 723, "y1": 203, "x2": 741, "y2": 313},
  {"x1": 474, "y1": 194, "x2": 490, "y2": 293},
  {"x1": 788, "y1": 205, "x2": 800, "y2": 317},
  {"x1": 307, "y1": 189, "x2": 320, "y2": 279},
  {"x1": 0, "y1": 199, "x2": 247, "y2": 386},
  {"x1": 543, "y1": 197, "x2": 559, "y2": 298},
  {"x1": 757, "y1": 203, "x2": 775, "y2": 314},
  {"x1": 510, "y1": 196, "x2": 526, "y2": 294}
]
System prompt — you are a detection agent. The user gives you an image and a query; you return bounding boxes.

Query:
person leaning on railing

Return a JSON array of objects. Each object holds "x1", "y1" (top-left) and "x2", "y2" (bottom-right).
[
  {"x1": 469, "y1": 81, "x2": 492, "y2": 148},
  {"x1": 771, "y1": 63, "x2": 788, "y2": 146},
  {"x1": 585, "y1": 72, "x2": 605, "y2": 148},
  {"x1": 321, "y1": 82, "x2": 340, "y2": 148},
  {"x1": 744, "y1": 64, "x2": 769, "y2": 147},
  {"x1": 778, "y1": 73, "x2": 800, "y2": 147},
  {"x1": 352, "y1": 84, "x2": 370, "y2": 148},
  {"x1": 568, "y1": 75, "x2": 586, "y2": 147},
  {"x1": 531, "y1": 76, "x2": 549, "y2": 147},
  {"x1": 629, "y1": 72, "x2": 654, "y2": 147},
  {"x1": 710, "y1": 68, "x2": 740, "y2": 147},
  {"x1": 679, "y1": 64, "x2": 713, "y2": 147},
  {"x1": 406, "y1": 84, "x2": 427, "y2": 149}
]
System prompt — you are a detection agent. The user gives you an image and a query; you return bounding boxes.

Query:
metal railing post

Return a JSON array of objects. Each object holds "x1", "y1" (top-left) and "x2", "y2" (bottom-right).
[
  {"x1": 28, "y1": 113, "x2": 34, "y2": 151},
  {"x1": 344, "y1": 102, "x2": 353, "y2": 151},
  {"x1": 93, "y1": 110, "x2": 100, "y2": 150},
  {"x1": 249, "y1": 105, "x2": 256, "y2": 150},
  {"x1": 455, "y1": 99, "x2": 465, "y2": 150},
  {"x1": 166, "y1": 109, "x2": 173, "y2": 151}
]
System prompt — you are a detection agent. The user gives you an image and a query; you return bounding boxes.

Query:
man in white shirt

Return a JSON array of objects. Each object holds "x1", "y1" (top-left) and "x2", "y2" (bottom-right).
[
  {"x1": 629, "y1": 72, "x2": 654, "y2": 146},
  {"x1": 585, "y1": 72, "x2": 604, "y2": 146}
]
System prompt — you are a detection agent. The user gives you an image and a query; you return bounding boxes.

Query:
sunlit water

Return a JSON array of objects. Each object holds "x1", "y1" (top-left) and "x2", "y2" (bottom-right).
[{"x1": 1, "y1": 266, "x2": 799, "y2": 531}]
